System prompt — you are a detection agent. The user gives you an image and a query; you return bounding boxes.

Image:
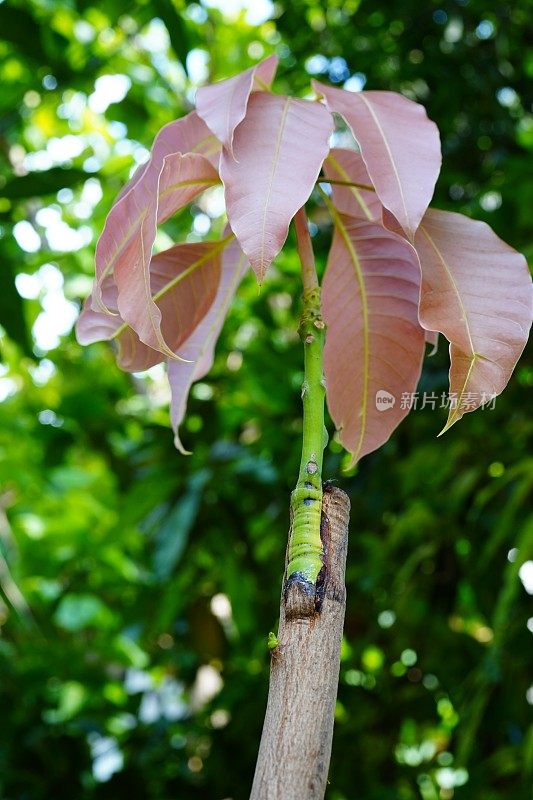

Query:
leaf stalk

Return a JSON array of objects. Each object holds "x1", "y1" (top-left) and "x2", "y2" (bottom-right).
[{"x1": 317, "y1": 176, "x2": 376, "y2": 192}]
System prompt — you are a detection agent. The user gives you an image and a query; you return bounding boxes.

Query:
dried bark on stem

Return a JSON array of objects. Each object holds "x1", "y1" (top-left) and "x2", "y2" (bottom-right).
[{"x1": 250, "y1": 485, "x2": 350, "y2": 800}]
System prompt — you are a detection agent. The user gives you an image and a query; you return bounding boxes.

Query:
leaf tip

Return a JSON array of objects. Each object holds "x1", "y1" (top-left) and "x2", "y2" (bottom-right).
[
  {"x1": 168, "y1": 352, "x2": 195, "y2": 364},
  {"x1": 346, "y1": 454, "x2": 358, "y2": 471},
  {"x1": 438, "y1": 412, "x2": 461, "y2": 437},
  {"x1": 174, "y1": 434, "x2": 192, "y2": 456},
  {"x1": 311, "y1": 79, "x2": 325, "y2": 99}
]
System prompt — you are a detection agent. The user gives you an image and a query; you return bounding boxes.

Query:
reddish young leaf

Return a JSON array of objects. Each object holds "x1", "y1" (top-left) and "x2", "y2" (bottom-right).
[
  {"x1": 322, "y1": 148, "x2": 381, "y2": 222},
  {"x1": 117, "y1": 111, "x2": 221, "y2": 204},
  {"x1": 322, "y1": 211, "x2": 425, "y2": 463},
  {"x1": 95, "y1": 151, "x2": 219, "y2": 357},
  {"x1": 195, "y1": 54, "x2": 278, "y2": 154},
  {"x1": 94, "y1": 110, "x2": 219, "y2": 305},
  {"x1": 220, "y1": 92, "x2": 333, "y2": 280},
  {"x1": 149, "y1": 239, "x2": 223, "y2": 353},
  {"x1": 77, "y1": 276, "x2": 162, "y2": 372},
  {"x1": 168, "y1": 237, "x2": 249, "y2": 452},
  {"x1": 414, "y1": 209, "x2": 533, "y2": 431},
  {"x1": 77, "y1": 239, "x2": 227, "y2": 370},
  {"x1": 313, "y1": 81, "x2": 441, "y2": 240}
]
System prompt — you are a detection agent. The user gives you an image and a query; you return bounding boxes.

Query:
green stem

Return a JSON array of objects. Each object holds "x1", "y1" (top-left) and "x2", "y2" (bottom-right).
[{"x1": 286, "y1": 209, "x2": 327, "y2": 586}]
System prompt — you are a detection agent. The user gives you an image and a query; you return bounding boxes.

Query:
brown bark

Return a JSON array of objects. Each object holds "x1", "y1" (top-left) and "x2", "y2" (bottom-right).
[{"x1": 250, "y1": 485, "x2": 350, "y2": 800}]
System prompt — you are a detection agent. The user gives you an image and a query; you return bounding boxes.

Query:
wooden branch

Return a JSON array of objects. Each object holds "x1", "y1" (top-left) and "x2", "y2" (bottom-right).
[{"x1": 250, "y1": 485, "x2": 350, "y2": 800}]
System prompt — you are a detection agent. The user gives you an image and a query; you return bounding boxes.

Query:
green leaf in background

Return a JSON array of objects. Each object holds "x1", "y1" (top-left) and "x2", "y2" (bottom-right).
[
  {"x1": 43, "y1": 680, "x2": 87, "y2": 724},
  {"x1": 153, "y1": 0, "x2": 191, "y2": 74},
  {"x1": 0, "y1": 5, "x2": 51, "y2": 65},
  {"x1": 0, "y1": 261, "x2": 32, "y2": 357},
  {"x1": 54, "y1": 594, "x2": 116, "y2": 631},
  {"x1": 1, "y1": 169, "x2": 89, "y2": 200},
  {"x1": 153, "y1": 469, "x2": 211, "y2": 580}
]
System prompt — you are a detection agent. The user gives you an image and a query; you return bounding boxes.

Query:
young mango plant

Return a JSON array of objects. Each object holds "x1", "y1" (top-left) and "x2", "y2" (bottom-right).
[{"x1": 76, "y1": 55, "x2": 532, "y2": 799}]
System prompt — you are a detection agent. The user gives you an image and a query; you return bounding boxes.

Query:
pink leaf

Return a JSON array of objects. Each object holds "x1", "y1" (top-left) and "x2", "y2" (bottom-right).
[
  {"x1": 414, "y1": 209, "x2": 532, "y2": 431},
  {"x1": 195, "y1": 54, "x2": 278, "y2": 154},
  {"x1": 77, "y1": 239, "x2": 228, "y2": 371},
  {"x1": 322, "y1": 148, "x2": 382, "y2": 222},
  {"x1": 94, "y1": 110, "x2": 219, "y2": 309},
  {"x1": 322, "y1": 212, "x2": 425, "y2": 463},
  {"x1": 95, "y1": 151, "x2": 219, "y2": 357},
  {"x1": 220, "y1": 92, "x2": 333, "y2": 280},
  {"x1": 313, "y1": 82, "x2": 441, "y2": 240},
  {"x1": 115, "y1": 111, "x2": 221, "y2": 205},
  {"x1": 168, "y1": 237, "x2": 249, "y2": 453},
  {"x1": 77, "y1": 277, "x2": 162, "y2": 372},
  {"x1": 150, "y1": 239, "x2": 223, "y2": 352}
]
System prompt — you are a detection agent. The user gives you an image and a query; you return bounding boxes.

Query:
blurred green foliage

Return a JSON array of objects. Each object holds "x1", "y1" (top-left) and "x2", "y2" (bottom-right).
[{"x1": 0, "y1": 1, "x2": 531, "y2": 798}]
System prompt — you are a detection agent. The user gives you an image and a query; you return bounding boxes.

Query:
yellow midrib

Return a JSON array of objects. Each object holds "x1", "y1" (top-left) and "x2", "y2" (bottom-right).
[{"x1": 110, "y1": 235, "x2": 233, "y2": 344}]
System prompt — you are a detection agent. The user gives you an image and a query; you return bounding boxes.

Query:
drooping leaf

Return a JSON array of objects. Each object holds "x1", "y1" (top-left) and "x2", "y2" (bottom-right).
[
  {"x1": 195, "y1": 54, "x2": 278, "y2": 154},
  {"x1": 414, "y1": 209, "x2": 532, "y2": 432},
  {"x1": 168, "y1": 237, "x2": 249, "y2": 452},
  {"x1": 76, "y1": 301, "x2": 146, "y2": 375},
  {"x1": 313, "y1": 82, "x2": 441, "y2": 240},
  {"x1": 323, "y1": 211, "x2": 425, "y2": 463},
  {"x1": 115, "y1": 111, "x2": 220, "y2": 205},
  {"x1": 152, "y1": 239, "x2": 223, "y2": 352},
  {"x1": 321, "y1": 148, "x2": 381, "y2": 222},
  {"x1": 94, "y1": 149, "x2": 219, "y2": 357},
  {"x1": 94, "y1": 111, "x2": 219, "y2": 317},
  {"x1": 220, "y1": 92, "x2": 333, "y2": 280},
  {"x1": 77, "y1": 239, "x2": 227, "y2": 371},
  {"x1": 76, "y1": 275, "x2": 161, "y2": 372}
]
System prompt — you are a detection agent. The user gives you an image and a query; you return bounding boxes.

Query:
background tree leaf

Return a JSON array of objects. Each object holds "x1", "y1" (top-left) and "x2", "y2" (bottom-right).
[
  {"x1": 0, "y1": 261, "x2": 32, "y2": 357},
  {"x1": 1, "y1": 168, "x2": 88, "y2": 200},
  {"x1": 153, "y1": 469, "x2": 211, "y2": 581},
  {"x1": 152, "y1": 0, "x2": 191, "y2": 74}
]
